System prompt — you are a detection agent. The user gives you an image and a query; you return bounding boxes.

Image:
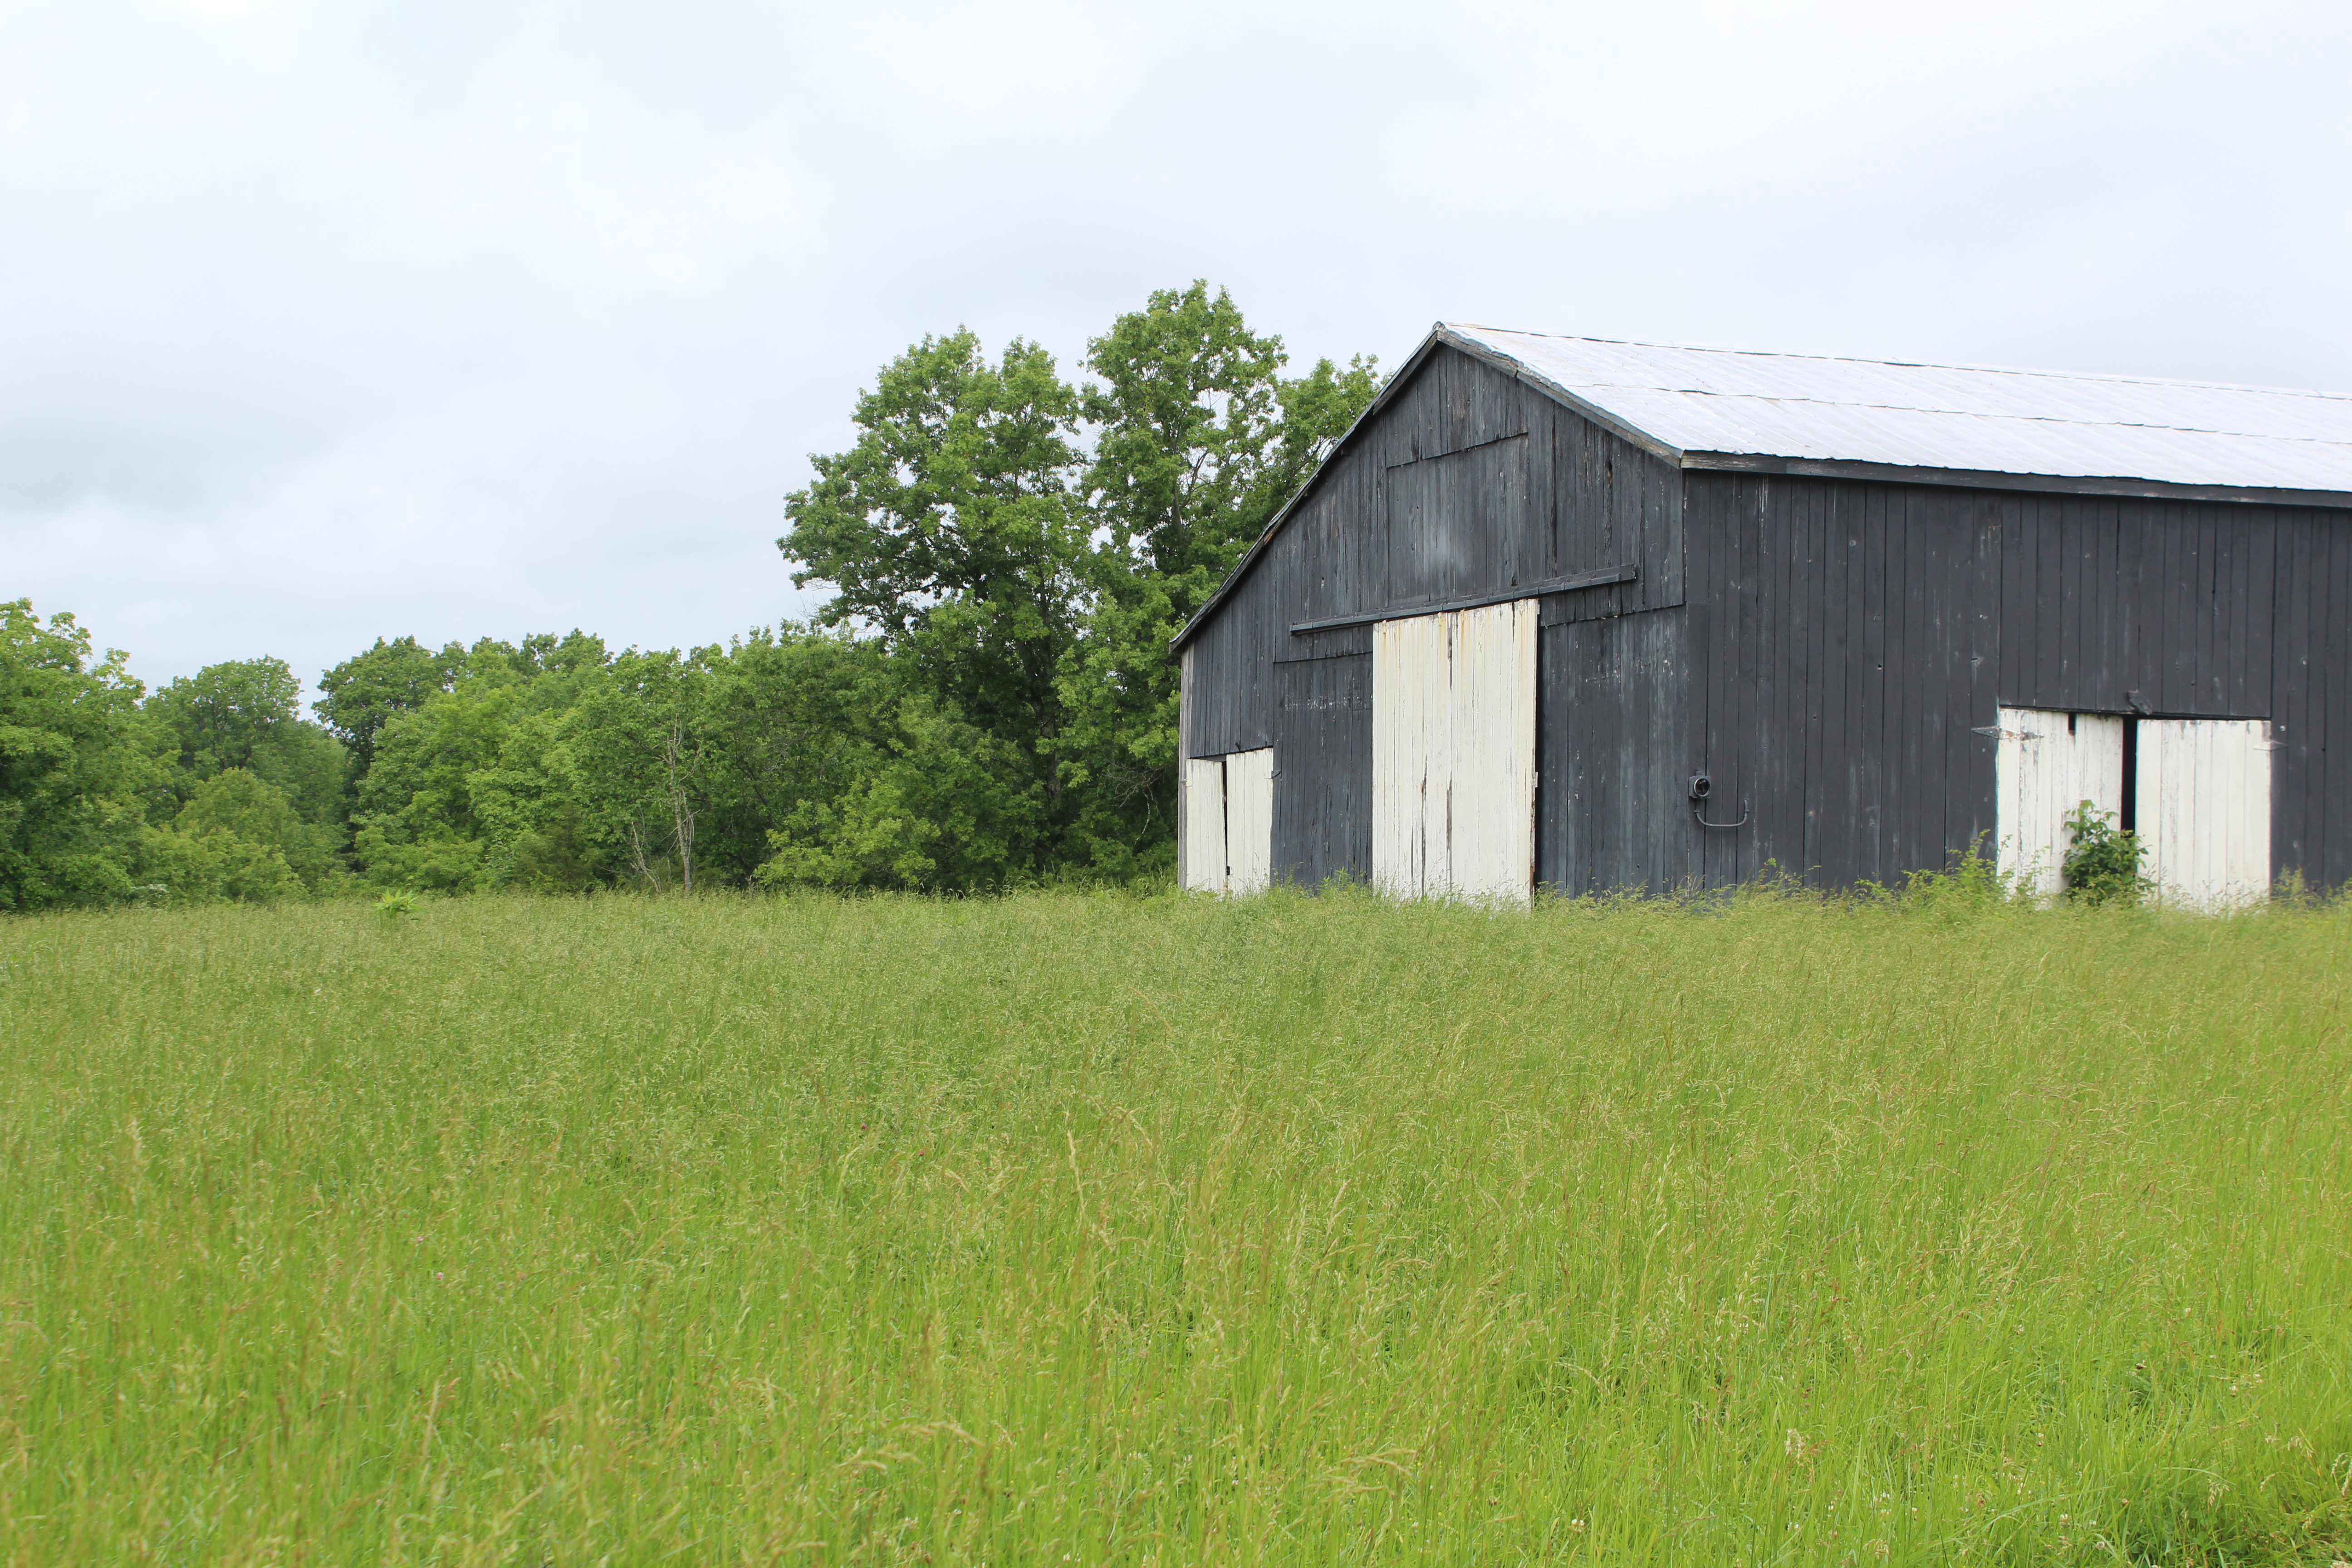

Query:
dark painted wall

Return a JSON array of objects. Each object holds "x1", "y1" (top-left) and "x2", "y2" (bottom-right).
[
  {"x1": 1181, "y1": 343, "x2": 2352, "y2": 894},
  {"x1": 1682, "y1": 475, "x2": 2351, "y2": 890}
]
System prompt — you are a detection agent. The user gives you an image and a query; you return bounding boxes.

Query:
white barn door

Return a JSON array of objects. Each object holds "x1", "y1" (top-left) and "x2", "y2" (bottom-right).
[
  {"x1": 1180, "y1": 756, "x2": 1226, "y2": 893},
  {"x1": 1995, "y1": 706, "x2": 2273, "y2": 908},
  {"x1": 1994, "y1": 706, "x2": 2126, "y2": 897},
  {"x1": 2138, "y1": 719, "x2": 2272, "y2": 909},
  {"x1": 1180, "y1": 748, "x2": 1274, "y2": 895},
  {"x1": 1372, "y1": 599, "x2": 1537, "y2": 904},
  {"x1": 1221, "y1": 749, "x2": 1274, "y2": 894}
]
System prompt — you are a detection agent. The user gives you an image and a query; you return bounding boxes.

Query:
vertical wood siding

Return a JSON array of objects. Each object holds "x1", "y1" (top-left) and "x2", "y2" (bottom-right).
[
  {"x1": 2137, "y1": 719, "x2": 2274, "y2": 907},
  {"x1": 1372, "y1": 601, "x2": 1537, "y2": 903},
  {"x1": 1176, "y1": 645, "x2": 1195, "y2": 891},
  {"x1": 1677, "y1": 474, "x2": 2342, "y2": 891},
  {"x1": 1993, "y1": 707, "x2": 2127, "y2": 897},
  {"x1": 1177, "y1": 750, "x2": 1274, "y2": 895},
  {"x1": 2270, "y1": 510, "x2": 2352, "y2": 889},
  {"x1": 1272, "y1": 653, "x2": 1372, "y2": 887},
  {"x1": 1535, "y1": 607, "x2": 1696, "y2": 895},
  {"x1": 1183, "y1": 343, "x2": 1682, "y2": 764}
]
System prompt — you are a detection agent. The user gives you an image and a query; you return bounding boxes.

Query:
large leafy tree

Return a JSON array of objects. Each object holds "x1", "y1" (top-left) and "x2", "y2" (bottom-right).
[
  {"x1": 776, "y1": 289, "x2": 1378, "y2": 885},
  {"x1": 779, "y1": 331, "x2": 1088, "y2": 875},
  {"x1": 0, "y1": 600, "x2": 162, "y2": 910},
  {"x1": 1057, "y1": 284, "x2": 1380, "y2": 872},
  {"x1": 147, "y1": 656, "x2": 346, "y2": 829},
  {"x1": 315, "y1": 636, "x2": 466, "y2": 775}
]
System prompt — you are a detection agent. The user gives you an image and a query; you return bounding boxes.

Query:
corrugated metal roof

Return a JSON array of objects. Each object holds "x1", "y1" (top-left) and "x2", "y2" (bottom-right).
[{"x1": 1447, "y1": 324, "x2": 2352, "y2": 496}]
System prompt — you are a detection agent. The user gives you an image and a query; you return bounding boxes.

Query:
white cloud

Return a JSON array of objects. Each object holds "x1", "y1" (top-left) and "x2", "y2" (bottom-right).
[{"x1": 5, "y1": 0, "x2": 2347, "y2": 698}]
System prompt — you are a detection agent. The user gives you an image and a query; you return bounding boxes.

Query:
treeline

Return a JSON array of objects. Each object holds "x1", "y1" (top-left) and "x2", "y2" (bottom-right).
[{"x1": 0, "y1": 285, "x2": 1378, "y2": 911}]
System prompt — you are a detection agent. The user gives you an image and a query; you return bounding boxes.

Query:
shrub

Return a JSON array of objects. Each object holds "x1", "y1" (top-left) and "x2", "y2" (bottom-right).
[{"x1": 2061, "y1": 799, "x2": 2146, "y2": 905}]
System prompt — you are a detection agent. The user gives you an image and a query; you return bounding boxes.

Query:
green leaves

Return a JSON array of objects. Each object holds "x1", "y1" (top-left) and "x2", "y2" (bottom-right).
[
  {"x1": 147, "y1": 656, "x2": 346, "y2": 828},
  {"x1": 315, "y1": 636, "x2": 465, "y2": 774},
  {"x1": 775, "y1": 283, "x2": 1380, "y2": 887},
  {"x1": 2061, "y1": 801, "x2": 2149, "y2": 906},
  {"x1": 8, "y1": 286, "x2": 1372, "y2": 904},
  {"x1": 0, "y1": 600, "x2": 159, "y2": 911}
]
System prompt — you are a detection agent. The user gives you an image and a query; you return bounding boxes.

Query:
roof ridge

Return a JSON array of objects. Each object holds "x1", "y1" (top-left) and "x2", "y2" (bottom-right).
[{"x1": 1447, "y1": 323, "x2": 2352, "y2": 404}]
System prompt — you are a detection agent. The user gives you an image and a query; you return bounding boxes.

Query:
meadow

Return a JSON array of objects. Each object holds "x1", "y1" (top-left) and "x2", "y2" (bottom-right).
[{"x1": 1, "y1": 884, "x2": 2347, "y2": 1565}]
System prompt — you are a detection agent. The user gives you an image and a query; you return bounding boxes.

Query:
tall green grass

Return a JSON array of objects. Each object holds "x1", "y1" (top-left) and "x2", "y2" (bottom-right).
[{"x1": 2, "y1": 886, "x2": 2347, "y2": 1565}]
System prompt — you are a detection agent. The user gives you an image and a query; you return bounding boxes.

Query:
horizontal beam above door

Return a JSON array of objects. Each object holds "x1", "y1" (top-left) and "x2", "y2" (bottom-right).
[{"x1": 1289, "y1": 564, "x2": 1638, "y2": 636}]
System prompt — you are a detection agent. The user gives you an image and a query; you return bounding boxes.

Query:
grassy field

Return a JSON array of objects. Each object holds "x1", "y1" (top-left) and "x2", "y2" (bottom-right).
[{"x1": 2, "y1": 885, "x2": 2348, "y2": 1566}]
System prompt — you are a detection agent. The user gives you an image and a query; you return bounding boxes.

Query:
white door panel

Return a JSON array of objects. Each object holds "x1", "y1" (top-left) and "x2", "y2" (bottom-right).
[
  {"x1": 1180, "y1": 756, "x2": 1226, "y2": 893},
  {"x1": 2138, "y1": 719, "x2": 2272, "y2": 909},
  {"x1": 1994, "y1": 706, "x2": 2125, "y2": 897},
  {"x1": 1372, "y1": 600, "x2": 1537, "y2": 905},
  {"x1": 1180, "y1": 749, "x2": 1274, "y2": 895},
  {"x1": 1222, "y1": 748, "x2": 1275, "y2": 895}
]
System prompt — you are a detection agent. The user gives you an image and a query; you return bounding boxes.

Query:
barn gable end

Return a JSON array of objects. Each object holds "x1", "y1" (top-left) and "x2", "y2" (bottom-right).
[{"x1": 1181, "y1": 343, "x2": 1691, "y2": 892}]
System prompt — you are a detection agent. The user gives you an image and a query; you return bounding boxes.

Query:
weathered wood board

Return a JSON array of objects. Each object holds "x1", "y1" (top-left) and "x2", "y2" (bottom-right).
[
  {"x1": 2138, "y1": 718, "x2": 2273, "y2": 908},
  {"x1": 1222, "y1": 748, "x2": 1275, "y2": 895},
  {"x1": 1179, "y1": 756, "x2": 1225, "y2": 894},
  {"x1": 1994, "y1": 707, "x2": 2127, "y2": 897},
  {"x1": 1372, "y1": 600, "x2": 1536, "y2": 904}
]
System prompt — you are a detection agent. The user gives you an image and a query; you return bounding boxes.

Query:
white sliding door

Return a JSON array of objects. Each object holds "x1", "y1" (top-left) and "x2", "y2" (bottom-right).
[
  {"x1": 1994, "y1": 706, "x2": 2126, "y2": 897},
  {"x1": 1996, "y1": 706, "x2": 2274, "y2": 908},
  {"x1": 1372, "y1": 599, "x2": 1537, "y2": 905},
  {"x1": 1180, "y1": 748, "x2": 1274, "y2": 895},
  {"x1": 2138, "y1": 719, "x2": 2272, "y2": 909},
  {"x1": 1222, "y1": 748, "x2": 1275, "y2": 895},
  {"x1": 1181, "y1": 756, "x2": 1226, "y2": 893}
]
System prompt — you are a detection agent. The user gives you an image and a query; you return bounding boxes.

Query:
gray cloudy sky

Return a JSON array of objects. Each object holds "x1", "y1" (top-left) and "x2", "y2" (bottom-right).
[{"x1": 6, "y1": 0, "x2": 2348, "y2": 701}]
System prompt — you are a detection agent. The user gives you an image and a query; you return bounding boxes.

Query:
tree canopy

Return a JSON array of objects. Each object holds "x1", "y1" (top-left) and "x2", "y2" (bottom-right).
[{"x1": 0, "y1": 284, "x2": 1377, "y2": 909}]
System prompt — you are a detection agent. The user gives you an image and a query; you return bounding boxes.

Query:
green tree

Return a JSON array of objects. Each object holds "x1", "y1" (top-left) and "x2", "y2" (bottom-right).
[
  {"x1": 147, "y1": 657, "x2": 346, "y2": 830},
  {"x1": 315, "y1": 637, "x2": 466, "y2": 775},
  {"x1": 1055, "y1": 284, "x2": 1381, "y2": 873},
  {"x1": 562, "y1": 649, "x2": 711, "y2": 892},
  {"x1": 755, "y1": 690, "x2": 1042, "y2": 892},
  {"x1": 348, "y1": 678, "x2": 522, "y2": 892},
  {"x1": 690, "y1": 628, "x2": 887, "y2": 883},
  {"x1": 176, "y1": 767, "x2": 339, "y2": 889},
  {"x1": 779, "y1": 331, "x2": 1089, "y2": 866},
  {"x1": 137, "y1": 768, "x2": 318, "y2": 903},
  {"x1": 0, "y1": 601, "x2": 162, "y2": 910},
  {"x1": 777, "y1": 293, "x2": 1379, "y2": 887}
]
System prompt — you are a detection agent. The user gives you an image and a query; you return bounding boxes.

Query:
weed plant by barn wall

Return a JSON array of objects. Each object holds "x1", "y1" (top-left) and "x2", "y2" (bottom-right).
[{"x1": 1, "y1": 885, "x2": 2347, "y2": 1564}]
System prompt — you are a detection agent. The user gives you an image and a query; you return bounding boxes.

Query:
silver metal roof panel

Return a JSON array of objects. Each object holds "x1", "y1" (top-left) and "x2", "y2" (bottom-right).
[{"x1": 1447, "y1": 324, "x2": 2352, "y2": 495}]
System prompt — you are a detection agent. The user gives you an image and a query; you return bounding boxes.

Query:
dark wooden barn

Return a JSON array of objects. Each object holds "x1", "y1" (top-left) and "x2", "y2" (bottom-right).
[{"x1": 1173, "y1": 324, "x2": 2352, "y2": 906}]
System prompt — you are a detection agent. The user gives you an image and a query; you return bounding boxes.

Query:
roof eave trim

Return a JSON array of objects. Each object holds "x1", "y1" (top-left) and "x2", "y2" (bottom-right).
[{"x1": 1680, "y1": 451, "x2": 2352, "y2": 508}]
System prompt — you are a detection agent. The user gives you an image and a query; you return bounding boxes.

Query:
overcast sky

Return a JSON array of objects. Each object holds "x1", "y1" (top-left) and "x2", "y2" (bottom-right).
[{"x1": 6, "y1": 0, "x2": 2348, "y2": 702}]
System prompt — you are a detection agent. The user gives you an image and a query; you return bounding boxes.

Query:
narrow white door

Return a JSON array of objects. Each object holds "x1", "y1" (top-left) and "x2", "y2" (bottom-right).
[
  {"x1": 1180, "y1": 756, "x2": 1226, "y2": 893},
  {"x1": 1180, "y1": 748, "x2": 1274, "y2": 895},
  {"x1": 2137, "y1": 719, "x2": 2272, "y2": 909},
  {"x1": 1372, "y1": 599, "x2": 1537, "y2": 904},
  {"x1": 1994, "y1": 706, "x2": 2126, "y2": 897},
  {"x1": 1222, "y1": 748, "x2": 1275, "y2": 895}
]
